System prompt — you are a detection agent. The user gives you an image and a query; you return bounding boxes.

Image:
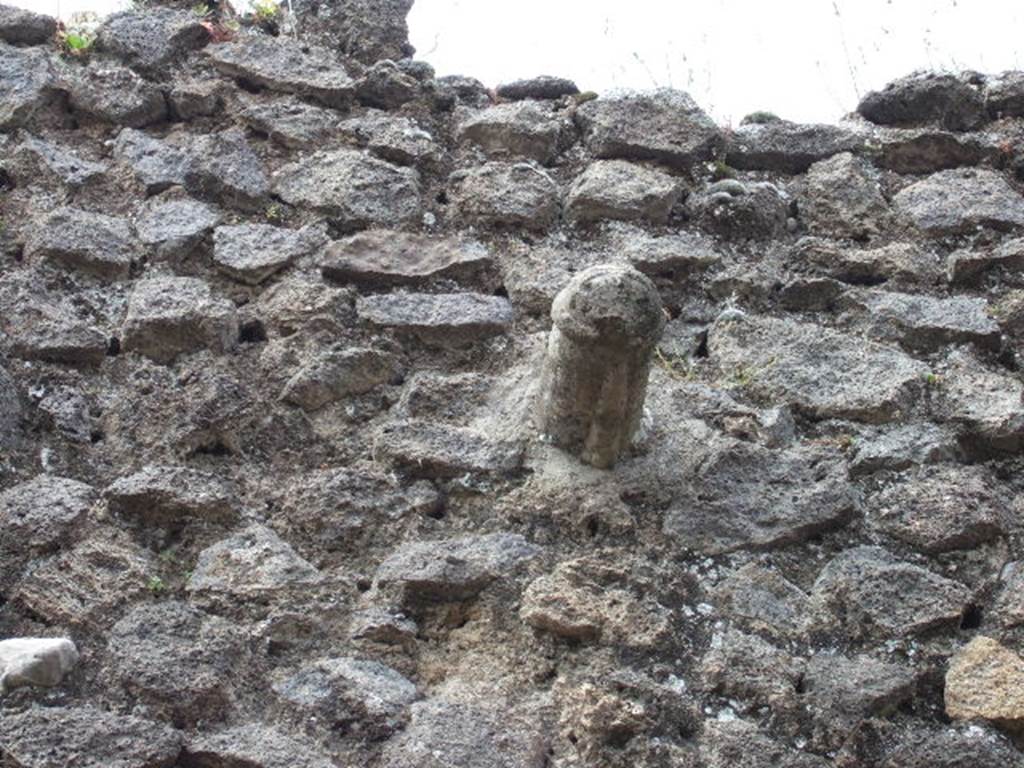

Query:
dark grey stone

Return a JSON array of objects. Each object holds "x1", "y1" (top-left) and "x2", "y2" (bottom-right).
[
  {"x1": 121, "y1": 277, "x2": 239, "y2": 364},
  {"x1": 458, "y1": 100, "x2": 563, "y2": 163},
  {"x1": 565, "y1": 160, "x2": 681, "y2": 225},
  {"x1": 0, "y1": 3, "x2": 56, "y2": 45},
  {"x1": 0, "y1": 706, "x2": 181, "y2": 768},
  {"x1": 496, "y1": 75, "x2": 579, "y2": 101},
  {"x1": 894, "y1": 167, "x2": 1024, "y2": 235},
  {"x1": 374, "y1": 420, "x2": 523, "y2": 479},
  {"x1": 807, "y1": 545, "x2": 971, "y2": 640},
  {"x1": 357, "y1": 291, "x2": 514, "y2": 343},
  {"x1": 25, "y1": 206, "x2": 135, "y2": 279},
  {"x1": 726, "y1": 120, "x2": 865, "y2": 173},
  {"x1": 451, "y1": 161, "x2": 560, "y2": 229},
  {"x1": 67, "y1": 62, "x2": 167, "y2": 128},
  {"x1": 575, "y1": 88, "x2": 723, "y2": 170},
  {"x1": 274, "y1": 149, "x2": 421, "y2": 230},
  {"x1": 97, "y1": 7, "x2": 209, "y2": 74},
  {"x1": 207, "y1": 36, "x2": 355, "y2": 108},
  {"x1": 105, "y1": 464, "x2": 236, "y2": 528},
  {"x1": 858, "y1": 71, "x2": 986, "y2": 131}
]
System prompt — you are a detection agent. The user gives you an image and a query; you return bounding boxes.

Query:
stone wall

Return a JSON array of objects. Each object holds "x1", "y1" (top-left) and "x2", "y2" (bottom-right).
[{"x1": 3, "y1": 1, "x2": 1024, "y2": 765}]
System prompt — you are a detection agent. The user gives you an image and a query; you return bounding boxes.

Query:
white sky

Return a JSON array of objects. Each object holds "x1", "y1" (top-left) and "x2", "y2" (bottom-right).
[{"x1": 12, "y1": 0, "x2": 1024, "y2": 125}]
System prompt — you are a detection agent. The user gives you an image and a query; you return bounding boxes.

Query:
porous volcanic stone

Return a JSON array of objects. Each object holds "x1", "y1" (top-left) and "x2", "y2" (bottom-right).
[
  {"x1": 497, "y1": 75, "x2": 579, "y2": 101},
  {"x1": 663, "y1": 441, "x2": 855, "y2": 554},
  {"x1": 97, "y1": 8, "x2": 209, "y2": 74},
  {"x1": 858, "y1": 71, "x2": 986, "y2": 131},
  {"x1": 458, "y1": 100, "x2": 563, "y2": 163},
  {"x1": 708, "y1": 315, "x2": 927, "y2": 423},
  {"x1": 184, "y1": 724, "x2": 335, "y2": 768},
  {"x1": 105, "y1": 464, "x2": 236, "y2": 527},
  {"x1": 379, "y1": 696, "x2": 547, "y2": 768},
  {"x1": 945, "y1": 636, "x2": 1024, "y2": 728},
  {"x1": 273, "y1": 149, "x2": 421, "y2": 230},
  {"x1": 106, "y1": 600, "x2": 246, "y2": 726},
  {"x1": 321, "y1": 229, "x2": 494, "y2": 286},
  {"x1": 135, "y1": 196, "x2": 221, "y2": 262},
  {"x1": 0, "y1": 706, "x2": 182, "y2": 768},
  {"x1": 280, "y1": 347, "x2": 397, "y2": 411},
  {"x1": 271, "y1": 656, "x2": 418, "y2": 739},
  {"x1": 450, "y1": 161, "x2": 560, "y2": 230},
  {"x1": 575, "y1": 88, "x2": 723, "y2": 170},
  {"x1": 0, "y1": 43, "x2": 62, "y2": 130},
  {"x1": 67, "y1": 62, "x2": 167, "y2": 128},
  {"x1": 207, "y1": 36, "x2": 355, "y2": 107},
  {"x1": 357, "y1": 291, "x2": 514, "y2": 343},
  {"x1": 853, "y1": 289, "x2": 1001, "y2": 351},
  {"x1": 800, "y1": 152, "x2": 893, "y2": 240},
  {"x1": 374, "y1": 420, "x2": 524, "y2": 478},
  {"x1": 213, "y1": 223, "x2": 321, "y2": 285},
  {"x1": 25, "y1": 207, "x2": 135, "y2": 279},
  {"x1": 893, "y1": 167, "x2": 1024, "y2": 234},
  {"x1": 238, "y1": 95, "x2": 339, "y2": 149},
  {"x1": 565, "y1": 160, "x2": 682, "y2": 225},
  {"x1": 121, "y1": 277, "x2": 239, "y2": 364},
  {"x1": 374, "y1": 532, "x2": 540, "y2": 604},
  {"x1": 725, "y1": 120, "x2": 865, "y2": 173},
  {"x1": 867, "y1": 464, "x2": 1007, "y2": 553},
  {"x1": 0, "y1": 3, "x2": 56, "y2": 44},
  {"x1": 187, "y1": 524, "x2": 322, "y2": 598},
  {"x1": 807, "y1": 545, "x2": 971, "y2": 640},
  {"x1": 339, "y1": 112, "x2": 441, "y2": 166}
]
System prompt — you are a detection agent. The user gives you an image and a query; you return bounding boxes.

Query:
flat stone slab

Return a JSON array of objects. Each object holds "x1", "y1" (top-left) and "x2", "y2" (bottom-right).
[
  {"x1": 725, "y1": 120, "x2": 865, "y2": 173},
  {"x1": 321, "y1": 229, "x2": 494, "y2": 286},
  {"x1": 565, "y1": 160, "x2": 682, "y2": 225},
  {"x1": 851, "y1": 289, "x2": 1001, "y2": 351},
  {"x1": 375, "y1": 420, "x2": 524, "y2": 479},
  {"x1": 575, "y1": 88, "x2": 723, "y2": 170},
  {"x1": 213, "y1": 223, "x2": 322, "y2": 285},
  {"x1": 807, "y1": 545, "x2": 971, "y2": 640},
  {"x1": 15, "y1": 133, "x2": 107, "y2": 188},
  {"x1": 273, "y1": 149, "x2": 421, "y2": 230},
  {"x1": 894, "y1": 168, "x2": 1024, "y2": 234},
  {"x1": 708, "y1": 315, "x2": 928, "y2": 423},
  {"x1": 458, "y1": 100, "x2": 563, "y2": 163},
  {"x1": 374, "y1": 532, "x2": 540, "y2": 603},
  {"x1": 207, "y1": 36, "x2": 355, "y2": 107},
  {"x1": 25, "y1": 207, "x2": 135, "y2": 279},
  {"x1": 451, "y1": 161, "x2": 560, "y2": 230},
  {"x1": 187, "y1": 524, "x2": 322, "y2": 598},
  {"x1": 357, "y1": 291, "x2": 514, "y2": 343},
  {"x1": 663, "y1": 441, "x2": 855, "y2": 554},
  {"x1": 121, "y1": 277, "x2": 239, "y2": 364},
  {"x1": 0, "y1": 706, "x2": 181, "y2": 768}
]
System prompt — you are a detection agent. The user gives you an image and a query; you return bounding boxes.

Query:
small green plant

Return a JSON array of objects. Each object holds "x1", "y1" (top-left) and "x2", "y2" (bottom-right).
[
  {"x1": 923, "y1": 371, "x2": 942, "y2": 387},
  {"x1": 146, "y1": 575, "x2": 166, "y2": 594},
  {"x1": 58, "y1": 11, "x2": 101, "y2": 57},
  {"x1": 655, "y1": 347, "x2": 697, "y2": 382},
  {"x1": 709, "y1": 158, "x2": 737, "y2": 181},
  {"x1": 191, "y1": 2, "x2": 212, "y2": 17},
  {"x1": 264, "y1": 203, "x2": 282, "y2": 222},
  {"x1": 251, "y1": 0, "x2": 281, "y2": 21},
  {"x1": 731, "y1": 365, "x2": 756, "y2": 388}
]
